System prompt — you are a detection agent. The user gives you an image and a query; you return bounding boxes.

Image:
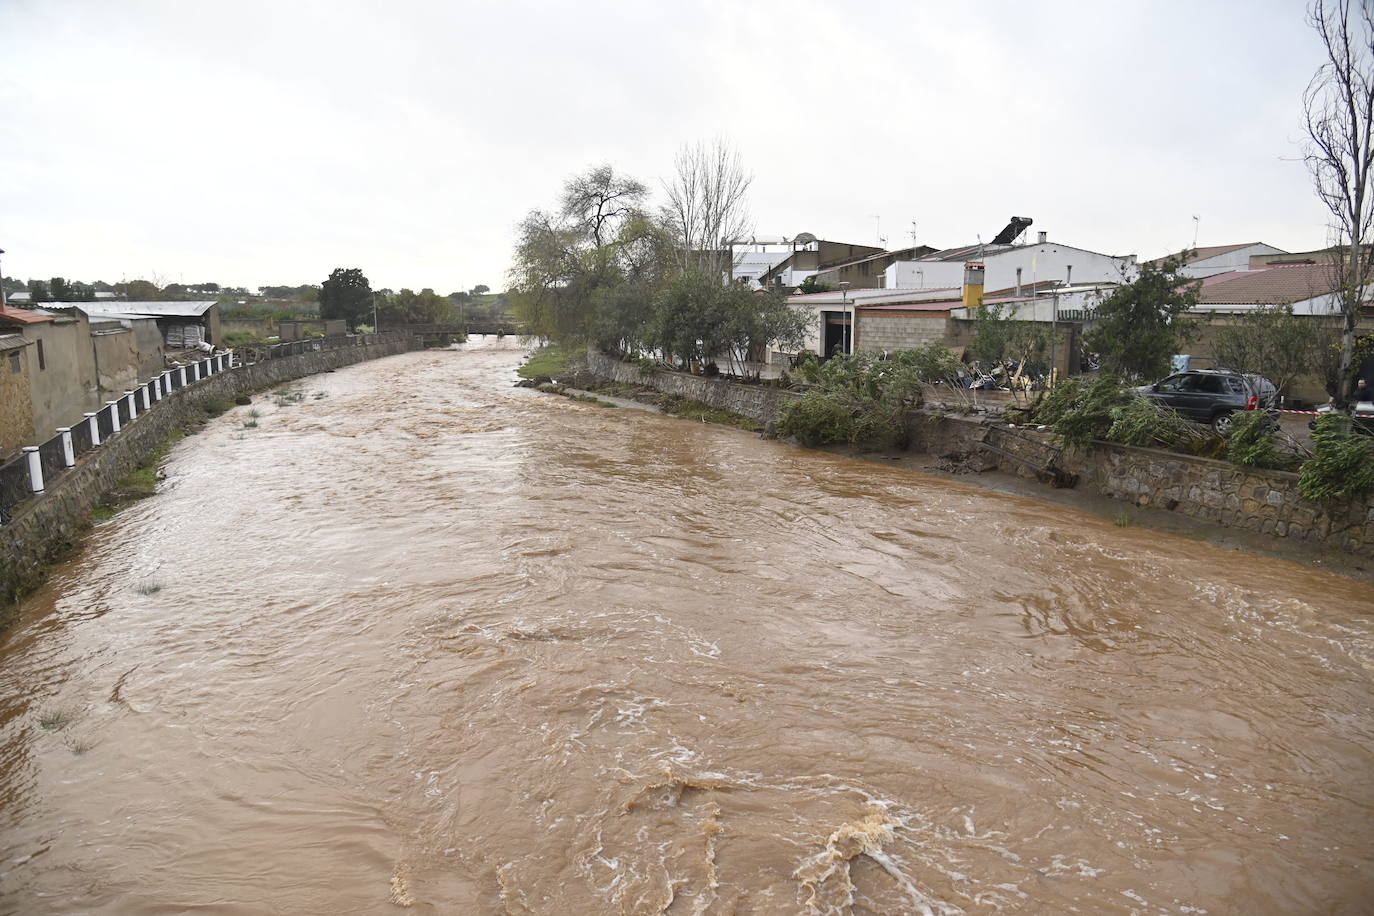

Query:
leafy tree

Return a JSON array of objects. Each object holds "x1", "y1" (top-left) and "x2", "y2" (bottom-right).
[
  {"x1": 797, "y1": 276, "x2": 832, "y2": 294},
  {"x1": 471, "y1": 284, "x2": 490, "y2": 296},
  {"x1": 1083, "y1": 253, "x2": 1199, "y2": 380},
  {"x1": 49, "y1": 277, "x2": 72, "y2": 300},
  {"x1": 27, "y1": 279, "x2": 50, "y2": 302},
  {"x1": 1212, "y1": 305, "x2": 1317, "y2": 395},
  {"x1": 319, "y1": 268, "x2": 373, "y2": 328},
  {"x1": 970, "y1": 301, "x2": 1052, "y2": 375},
  {"x1": 1304, "y1": 0, "x2": 1374, "y2": 406}
]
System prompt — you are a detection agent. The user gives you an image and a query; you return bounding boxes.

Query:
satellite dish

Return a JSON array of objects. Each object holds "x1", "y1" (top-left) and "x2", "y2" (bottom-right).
[{"x1": 793, "y1": 232, "x2": 817, "y2": 245}]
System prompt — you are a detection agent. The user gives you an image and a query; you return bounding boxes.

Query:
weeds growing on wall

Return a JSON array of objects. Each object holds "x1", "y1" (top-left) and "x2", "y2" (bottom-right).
[{"x1": 1299, "y1": 415, "x2": 1374, "y2": 502}]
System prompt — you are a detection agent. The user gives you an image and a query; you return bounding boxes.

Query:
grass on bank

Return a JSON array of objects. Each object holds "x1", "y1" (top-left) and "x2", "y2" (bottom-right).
[{"x1": 518, "y1": 343, "x2": 575, "y2": 380}]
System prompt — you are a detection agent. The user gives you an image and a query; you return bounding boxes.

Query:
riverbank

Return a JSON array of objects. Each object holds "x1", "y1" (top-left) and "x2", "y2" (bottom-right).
[{"x1": 566, "y1": 347, "x2": 1374, "y2": 574}]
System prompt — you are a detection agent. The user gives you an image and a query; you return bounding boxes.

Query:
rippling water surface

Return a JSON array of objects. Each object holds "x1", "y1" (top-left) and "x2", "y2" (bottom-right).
[{"x1": 2, "y1": 339, "x2": 1372, "y2": 914}]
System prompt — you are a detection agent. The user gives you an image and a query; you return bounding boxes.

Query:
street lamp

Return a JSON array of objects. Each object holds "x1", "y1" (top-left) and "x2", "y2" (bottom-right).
[{"x1": 838, "y1": 281, "x2": 852, "y2": 355}]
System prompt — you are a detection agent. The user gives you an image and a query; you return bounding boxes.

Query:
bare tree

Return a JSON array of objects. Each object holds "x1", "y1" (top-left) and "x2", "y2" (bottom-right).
[
  {"x1": 661, "y1": 140, "x2": 754, "y2": 275},
  {"x1": 1305, "y1": 0, "x2": 1374, "y2": 405},
  {"x1": 559, "y1": 165, "x2": 649, "y2": 249}
]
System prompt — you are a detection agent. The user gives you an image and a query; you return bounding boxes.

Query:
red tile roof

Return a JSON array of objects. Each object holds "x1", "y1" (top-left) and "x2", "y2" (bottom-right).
[
  {"x1": 1197, "y1": 263, "x2": 1339, "y2": 305},
  {"x1": 0, "y1": 304, "x2": 55, "y2": 325}
]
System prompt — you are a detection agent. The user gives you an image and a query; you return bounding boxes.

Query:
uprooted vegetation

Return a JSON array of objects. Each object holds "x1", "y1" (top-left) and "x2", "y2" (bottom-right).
[
  {"x1": 1299, "y1": 414, "x2": 1374, "y2": 503},
  {"x1": 773, "y1": 344, "x2": 964, "y2": 449},
  {"x1": 1031, "y1": 375, "x2": 1230, "y2": 458}
]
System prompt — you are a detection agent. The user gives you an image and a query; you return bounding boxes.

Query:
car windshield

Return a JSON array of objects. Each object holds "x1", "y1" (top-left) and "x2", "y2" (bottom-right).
[{"x1": 1157, "y1": 374, "x2": 1194, "y2": 391}]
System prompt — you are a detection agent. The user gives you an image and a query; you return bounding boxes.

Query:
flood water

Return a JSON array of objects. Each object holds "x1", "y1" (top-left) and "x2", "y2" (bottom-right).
[{"x1": 2, "y1": 338, "x2": 1373, "y2": 914}]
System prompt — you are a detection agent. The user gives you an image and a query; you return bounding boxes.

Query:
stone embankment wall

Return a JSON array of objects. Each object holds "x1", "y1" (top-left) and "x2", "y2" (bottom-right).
[
  {"x1": 585, "y1": 350, "x2": 801, "y2": 424},
  {"x1": 585, "y1": 351, "x2": 1374, "y2": 560},
  {"x1": 952, "y1": 421, "x2": 1374, "y2": 559},
  {"x1": 1, "y1": 336, "x2": 418, "y2": 609}
]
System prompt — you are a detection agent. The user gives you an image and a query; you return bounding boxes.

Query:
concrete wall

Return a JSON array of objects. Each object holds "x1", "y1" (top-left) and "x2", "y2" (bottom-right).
[
  {"x1": 0, "y1": 334, "x2": 419, "y2": 610},
  {"x1": 0, "y1": 345, "x2": 33, "y2": 460},
  {"x1": 26, "y1": 315, "x2": 99, "y2": 443},
  {"x1": 91, "y1": 319, "x2": 165, "y2": 395},
  {"x1": 584, "y1": 350, "x2": 1374, "y2": 560}
]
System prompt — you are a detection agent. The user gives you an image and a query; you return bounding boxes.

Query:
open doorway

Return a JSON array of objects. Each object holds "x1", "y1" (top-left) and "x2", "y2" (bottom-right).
[{"x1": 822, "y1": 311, "x2": 851, "y2": 358}]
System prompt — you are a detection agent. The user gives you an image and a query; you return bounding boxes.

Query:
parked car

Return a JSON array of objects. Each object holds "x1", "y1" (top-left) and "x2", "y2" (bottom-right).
[
  {"x1": 1309, "y1": 399, "x2": 1374, "y2": 436},
  {"x1": 1136, "y1": 369, "x2": 1279, "y2": 433}
]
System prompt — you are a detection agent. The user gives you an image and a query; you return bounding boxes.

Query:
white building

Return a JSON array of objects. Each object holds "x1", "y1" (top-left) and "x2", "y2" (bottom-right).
[
  {"x1": 1148, "y1": 242, "x2": 1287, "y2": 278},
  {"x1": 886, "y1": 233, "x2": 1137, "y2": 292}
]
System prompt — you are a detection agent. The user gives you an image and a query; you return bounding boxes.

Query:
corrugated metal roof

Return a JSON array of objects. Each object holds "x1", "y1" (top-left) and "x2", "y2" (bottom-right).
[
  {"x1": 81, "y1": 300, "x2": 217, "y2": 318},
  {"x1": 0, "y1": 333, "x2": 27, "y2": 351}
]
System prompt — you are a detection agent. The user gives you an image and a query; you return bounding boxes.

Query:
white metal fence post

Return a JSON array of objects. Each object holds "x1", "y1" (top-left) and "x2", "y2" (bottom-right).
[
  {"x1": 58, "y1": 428, "x2": 74, "y2": 467},
  {"x1": 85, "y1": 412, "x2": 100, "y2": 447},
  {"x1": 125, "y1": 390, "x2": 138, "y2": 420},
  {"x1": 107, "y1": 400, "x2": 121, "y2": 433},
  {"x1": 140, "y1": 385, "x2": 151, "y2": 411},
  {"x1": 23, "y1": 446, "x2": 43, "y2": 495}
]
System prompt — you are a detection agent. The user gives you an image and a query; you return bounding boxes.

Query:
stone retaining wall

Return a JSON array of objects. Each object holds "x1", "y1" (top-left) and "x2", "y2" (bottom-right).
[
  {"x1": 585, "y1": 350, "x2": 1374, "y2": 559},
  {"x1": 585, "y1": 349, "x2": 801, "y2": 425},
  {"x1": 0, "y1": 335, "x2": 419, "y2": 610}
]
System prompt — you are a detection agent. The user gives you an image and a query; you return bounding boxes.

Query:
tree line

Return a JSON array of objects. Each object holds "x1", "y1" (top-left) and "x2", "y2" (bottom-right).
[{"x1": 317, "y1": 268, "x2": 505, "y2": 328}]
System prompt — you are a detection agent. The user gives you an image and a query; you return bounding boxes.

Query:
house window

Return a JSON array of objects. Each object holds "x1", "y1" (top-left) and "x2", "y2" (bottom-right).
[
  {"x1": 36, "y1": 339, "x2": 45, "y2": 370},
  {"x1": 7, "y1": 351, "x2": 18, "y2": 373}
]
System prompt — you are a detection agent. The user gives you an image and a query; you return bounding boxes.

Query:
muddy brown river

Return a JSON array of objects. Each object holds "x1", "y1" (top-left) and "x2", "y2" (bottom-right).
[{"x1": 2, "y1": 339, "x2": 1372, "y2": 914}]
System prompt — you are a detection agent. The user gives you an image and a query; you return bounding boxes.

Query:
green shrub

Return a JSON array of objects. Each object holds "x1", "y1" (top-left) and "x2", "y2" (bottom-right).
[
  {"x1": 1299, "y1": 415, "x2": 1374, "y2": 502},
  {"x1": 774, "y1": 390, "x2": 856, "y2": 445}
]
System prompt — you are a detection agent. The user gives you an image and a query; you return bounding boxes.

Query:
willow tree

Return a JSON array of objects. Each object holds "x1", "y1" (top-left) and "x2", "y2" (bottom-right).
[
  {"x1": 1305, "y1": 0, "x2": 1374, "y2": 405},
  {"x1": 509, "y1": 164, "x2": 660, "y2": 349}
]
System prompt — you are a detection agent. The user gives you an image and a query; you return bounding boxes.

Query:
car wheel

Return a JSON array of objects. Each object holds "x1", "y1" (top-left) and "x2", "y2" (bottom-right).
[{"x1": 1212, "y1": 411, "x2": 1234, "y2": 434}]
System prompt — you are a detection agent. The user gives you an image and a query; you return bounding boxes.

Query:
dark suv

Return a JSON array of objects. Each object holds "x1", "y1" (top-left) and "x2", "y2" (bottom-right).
[{"x1": 1137, "y1": 369, "x2": 1279, "y2": 433}]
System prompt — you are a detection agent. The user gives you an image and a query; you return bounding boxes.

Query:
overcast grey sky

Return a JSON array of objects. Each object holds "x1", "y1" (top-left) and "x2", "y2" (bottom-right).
[{"x1": 0, "y1": 0, "x2": 1329, "y2": 294}]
